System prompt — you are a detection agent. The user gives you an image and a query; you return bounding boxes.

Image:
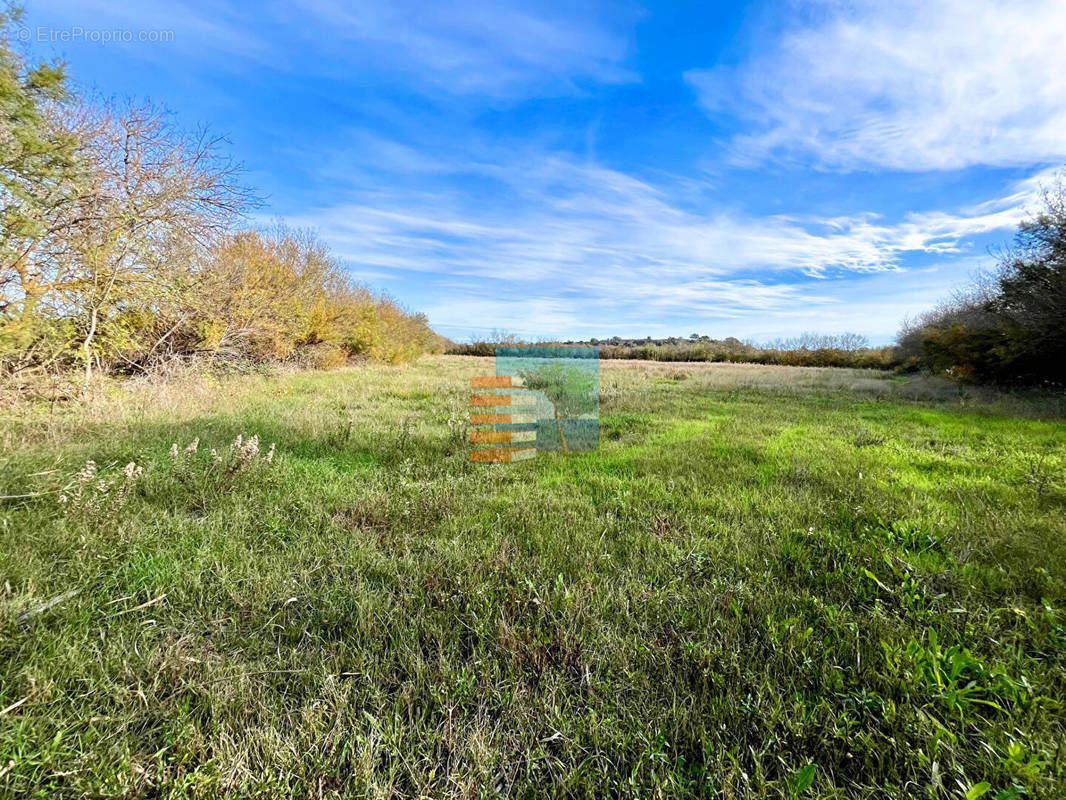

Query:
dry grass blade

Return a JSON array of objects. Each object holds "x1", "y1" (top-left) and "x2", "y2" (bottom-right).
[{"x1": 16, "y1": 588, "x2": 80, "y2": 623}]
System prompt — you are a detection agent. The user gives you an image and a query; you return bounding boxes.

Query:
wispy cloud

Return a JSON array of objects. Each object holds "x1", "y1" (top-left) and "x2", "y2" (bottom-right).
[
  {"x1": 31, "y1": 0, "x2": 639, "y2": 97},
  {"x1": 687, "y1": 0, "x2": 1066, "y2": 171},
  {"x1": 289, "y1": 0, "x2": 640, "y2": 95},
  {"x1": 279, "y1": 144, "x2": 1050, "y2": 338},
  {"x1": 290, "y1": 152, "x2": 1046, "y2": 279}
]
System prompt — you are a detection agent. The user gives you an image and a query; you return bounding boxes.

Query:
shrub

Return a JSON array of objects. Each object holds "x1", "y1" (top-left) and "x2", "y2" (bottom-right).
[{"x1": 898, "y1": 170, "x2": 1066, "y2": 386}]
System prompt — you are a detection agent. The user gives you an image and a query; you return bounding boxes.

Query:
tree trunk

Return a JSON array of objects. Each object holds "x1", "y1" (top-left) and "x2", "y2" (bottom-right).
[
  {"x1": 82, "y1": 306, "x2": 98, "y2": 392},
  {"x1": 553, "y1": 406, "x2": 568, "y2": 453}
]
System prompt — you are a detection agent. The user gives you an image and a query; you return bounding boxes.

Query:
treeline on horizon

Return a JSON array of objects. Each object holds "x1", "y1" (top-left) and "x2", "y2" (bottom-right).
[
  {"x1": 0, "y1": 8, "x2": 442, "y2": 389},
  {"x1": 448, "y1": 332, "x2": 900, "y2": 370}
]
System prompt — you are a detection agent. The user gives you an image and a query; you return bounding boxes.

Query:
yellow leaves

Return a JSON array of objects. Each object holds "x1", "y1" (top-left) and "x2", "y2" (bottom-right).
[
  {"x1": 198, "y1": 229, "x2": 433, "y2": 368},
  {"x1": 195, "y1": 319, "x2": 226, "y2": 351},
  {"x1": 5, "y1": 221, "x2": 436, "y2": 376}
]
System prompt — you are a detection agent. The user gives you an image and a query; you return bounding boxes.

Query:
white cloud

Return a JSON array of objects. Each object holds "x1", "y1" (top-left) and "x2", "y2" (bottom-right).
[
  {"x1": 29, "y1": 0, "x2": 638, "y2": 97},
  {"x1": 290, "y1": 155, "x2": 1043, "y2": 280},
  {"x1": 278, "y1": 149, "x2": 1049, "y2": 338},
  {"x1": 285, "y1": 0, "x2": 639, "y2": 95},
  {"x1": 687, "y1": 0, "x2": 1066, "y2": 170}
]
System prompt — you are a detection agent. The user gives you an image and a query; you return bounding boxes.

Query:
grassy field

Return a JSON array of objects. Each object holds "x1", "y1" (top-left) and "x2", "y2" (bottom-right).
[{"x1": 1, "y1": 355, "x2": 1064, "y2": 799}]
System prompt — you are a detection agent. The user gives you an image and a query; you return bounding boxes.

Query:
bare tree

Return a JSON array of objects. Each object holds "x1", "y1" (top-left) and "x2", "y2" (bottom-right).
[
  {"x1": 837, "y1": 332, "x2": 870, "y2": 351},
  {"x1": 58, "y1": 101, "x2": 253, "y2": 387}
]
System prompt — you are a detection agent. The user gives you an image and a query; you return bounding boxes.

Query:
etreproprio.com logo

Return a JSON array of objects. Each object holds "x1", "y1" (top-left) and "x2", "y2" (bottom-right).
[{"x1": 17, "y1": 26, "x2": 175, "y2": 44}]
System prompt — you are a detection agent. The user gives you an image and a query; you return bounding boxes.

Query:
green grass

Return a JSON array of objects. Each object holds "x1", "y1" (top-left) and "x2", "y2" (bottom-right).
[{"x1": 1, "y1": 356, "x2": 1064, "y2": 799}]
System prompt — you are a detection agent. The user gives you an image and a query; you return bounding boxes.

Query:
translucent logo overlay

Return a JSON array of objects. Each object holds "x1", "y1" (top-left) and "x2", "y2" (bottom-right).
[{"x1": 468, "y1": 346, "x2": 600, "y2": 461}]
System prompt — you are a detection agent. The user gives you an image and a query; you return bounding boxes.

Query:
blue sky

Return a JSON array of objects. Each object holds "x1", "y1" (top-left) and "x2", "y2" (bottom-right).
[{"x1": 22, "y1": 0, "x2": 1066, "y2": 343}]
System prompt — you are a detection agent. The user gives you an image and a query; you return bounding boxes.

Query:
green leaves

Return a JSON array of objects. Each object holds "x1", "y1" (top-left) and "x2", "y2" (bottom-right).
[
  {"x1": 0, "y1": 8, "x2": 76, "y2": 219},
  {"x1": 790, "y1": 763, "x2": 817, "y2": 795}
]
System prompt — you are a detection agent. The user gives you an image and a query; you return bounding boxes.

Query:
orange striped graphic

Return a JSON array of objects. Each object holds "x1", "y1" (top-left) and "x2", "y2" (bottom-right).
[
  {"x1": 468, "y1": 375, "x2": 536, "y2": 462},
  {"x1": 470, "y1": 430, "x2": 512, "y2": 443},
  {"x1": 470, "y1": 412, "x2": 513, "y2": 424},
  {"x1": 470, "y1": 376, "x2": 514, "y2": 388},
  {"x1": 470, "y1": 448, "x2": 536, "y2": 462},
  {"x1": 470, "y1": 393, "x2": 512, "y2": 405},
  {"x1": 470, "y1": 430, "x2": 536, "y2": 444}
]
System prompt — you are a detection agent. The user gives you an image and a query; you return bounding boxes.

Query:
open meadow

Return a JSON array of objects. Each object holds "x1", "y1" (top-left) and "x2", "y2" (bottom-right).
[{"x1": 1, "y1": 355, "x2": 1065, "y2": 799}]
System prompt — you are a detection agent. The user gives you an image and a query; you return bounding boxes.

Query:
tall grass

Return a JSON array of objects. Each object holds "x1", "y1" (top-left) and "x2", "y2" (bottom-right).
[{"x1": 1, "y1": 356, "x2": 1064, "y2": 798}]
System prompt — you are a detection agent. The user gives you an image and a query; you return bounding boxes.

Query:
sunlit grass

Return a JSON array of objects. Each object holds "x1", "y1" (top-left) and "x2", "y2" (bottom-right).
[{"x1": 1, "y1": 356, "x2": 1064, "y2": 798}]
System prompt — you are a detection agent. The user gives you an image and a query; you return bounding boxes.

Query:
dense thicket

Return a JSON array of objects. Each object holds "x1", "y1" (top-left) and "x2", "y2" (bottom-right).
[
  {"x1": 0, "y1": 10, "x2": 440, "y2": 385},
  {"x1": 898, "y1": 175, "x2": 1066, "y2": 386}
]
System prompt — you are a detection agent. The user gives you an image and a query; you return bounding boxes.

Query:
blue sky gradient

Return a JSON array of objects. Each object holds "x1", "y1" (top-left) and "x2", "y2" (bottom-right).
[{"x1": 23, "y1": 0, "x2": 1066, "y2": 343}]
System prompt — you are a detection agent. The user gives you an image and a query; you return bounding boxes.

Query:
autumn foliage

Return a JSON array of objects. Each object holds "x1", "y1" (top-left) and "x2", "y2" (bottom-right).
[{"x1": 0, "y1": 10, "x2": 440, "y2": 385}]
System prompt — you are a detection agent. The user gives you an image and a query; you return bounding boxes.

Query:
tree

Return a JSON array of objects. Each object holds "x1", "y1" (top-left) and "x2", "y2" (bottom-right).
[
  {"x1": 837, "y1": 332, "x2": 869, "y2": 351},
  {"x1": 988, "y1": 179, "x2": 1066, "y2": 383},
  {"x1": 61, "y1": 101, "x2": 251, "y2": 386},
  {"x1": 0, "y1": 4, "x2": 80, "y2": 368},
  {"x1": 196, "y1": 230, "x2": 304, "y2": 360},
  {"x1": 898, "y1": 170, "x2": 1066, "y2": 385},
  {"x1": 194, "y1": 227, "x2": 439, "y2": 369},
  {"x1": 517, "y1": 360, "x2": 596, "y2": 453}
]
